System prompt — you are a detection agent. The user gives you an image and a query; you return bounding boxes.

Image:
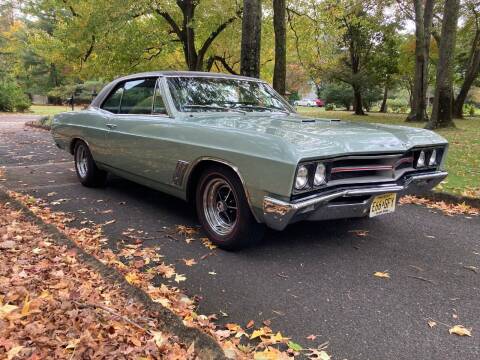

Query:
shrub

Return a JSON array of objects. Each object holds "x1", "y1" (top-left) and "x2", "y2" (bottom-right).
[
  {"x1": 463, "y1": 104, "x2": 476, "y2": 117},
  {"x1": 386, "y1": 98, "x2": 409, "y2": 114},
  {"x1": 0, "y1": 78, "x2": 31, "y2": 112},
  {"x1": 320, "y1": 83, "x2": 353, "y2": 110},
  {"x1": 325, "y1": 103, "x2": 335, "y2": 111}
]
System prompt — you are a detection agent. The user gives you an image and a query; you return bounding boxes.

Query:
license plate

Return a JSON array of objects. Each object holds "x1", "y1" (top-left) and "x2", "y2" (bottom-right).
[{"x1": 369, "y1": 193, "x2": 396, "y2": 218}]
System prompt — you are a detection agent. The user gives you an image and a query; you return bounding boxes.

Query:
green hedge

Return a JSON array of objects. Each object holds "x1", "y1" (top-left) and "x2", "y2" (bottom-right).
[{"x1": 0, "y1": 79, "x2": 31, "y2": 112}]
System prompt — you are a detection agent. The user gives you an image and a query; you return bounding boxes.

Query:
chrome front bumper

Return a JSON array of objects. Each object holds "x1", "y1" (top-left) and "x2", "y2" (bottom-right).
[{"x1": 263, "y1": 171, "x2": 448, "y2": 230}]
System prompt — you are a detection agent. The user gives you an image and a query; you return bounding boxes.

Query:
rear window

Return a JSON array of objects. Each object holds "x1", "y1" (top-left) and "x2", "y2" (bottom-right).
[{"x1": 101, "y1": 85, "x2": 123, "y2": 114}]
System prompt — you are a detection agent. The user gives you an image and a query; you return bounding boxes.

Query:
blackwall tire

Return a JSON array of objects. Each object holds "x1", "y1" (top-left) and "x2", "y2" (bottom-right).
[
  {"x1": 196, "y1": 165, "x2": 264, "y2": 250},
  {"x1": 74, "y1": 141, "x2": 107, "y2": 187}
]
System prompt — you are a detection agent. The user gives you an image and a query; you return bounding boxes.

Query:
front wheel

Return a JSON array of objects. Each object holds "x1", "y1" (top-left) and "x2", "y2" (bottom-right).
[
  {"x1": 196, "y1": 165, "x2": 264, "y2": 250},
  {"x1": 74, "y1": 141, "x2": 107, "y2": 187}
]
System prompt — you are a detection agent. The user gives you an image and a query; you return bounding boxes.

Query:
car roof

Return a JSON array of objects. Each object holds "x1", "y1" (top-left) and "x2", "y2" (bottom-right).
[
  {"x1": 91, "y1": 71, "x2": 266, "y2": 108},
  {"x1": 114, "y1": 71, "x2": 264, "y2": 83}
]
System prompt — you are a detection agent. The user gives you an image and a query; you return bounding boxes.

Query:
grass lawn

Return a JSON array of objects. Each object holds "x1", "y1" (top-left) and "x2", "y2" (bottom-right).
[
  {"x1": 30, "y1": 104, "x2": 72, "y2": 115},
  {"x1": 298, "y1": 108, "x2": 480, "y2": 198}
]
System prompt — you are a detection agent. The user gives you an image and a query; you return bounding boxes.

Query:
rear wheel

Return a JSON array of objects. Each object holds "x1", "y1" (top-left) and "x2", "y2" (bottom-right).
[
  {"x1": 74, "y1": 141, "x2": 107, "y2": 187},
  {"x1": 196, "y1": 165, "x2": 264, "y2": 250}
]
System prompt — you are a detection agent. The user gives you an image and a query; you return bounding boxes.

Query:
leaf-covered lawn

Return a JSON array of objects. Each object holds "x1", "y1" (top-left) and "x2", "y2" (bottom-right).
[
  {"x1": 3, "y1": 192, "x2": 332, "y2": 359},
  {"x1": 298, "y1": 108, "x2": 480, "y2": 198},
  {"x1": 0, "y1": 200, "x2": 195, "y2": 359}
]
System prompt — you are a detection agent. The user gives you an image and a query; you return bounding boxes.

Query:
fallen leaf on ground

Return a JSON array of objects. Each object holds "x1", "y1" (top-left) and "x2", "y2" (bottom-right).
[
  {"x1": 427, "y1": 320, "x2": 437, "y2": 328},
  {"x1": 176, "y1": 225, "x2": 198, "y2": 237},
  {"x1": 174, "y1": 273, "x2": 186, "y2": 283},
  {"x1": 0, "y1": 303, "x2": 19, "y2": 318},
  {"x1": 306, "y1": 348, "x2": 331, "y2": 360},
  {"x1": 201, "y1": 238, "x2": 217, "y2": 250},
  {"x1": 250, "y1": 329, "x2": 266, "y2": 339},
  {"x1": 182, "y1": 258, "x2": 197, "y2": 266},
  {"x1": 373, "y1": 271, "x2": 390, "y2": 279},
  {"x1": 349, "y1": 230, "x2": 369, "y2": 237},
  {"x1": 449, "y1": 325, "x2": 472, "y2": 336},
  {"x1": 463, "y1": 265, "x2": 478, "y2": 273},
  {"x1": 287, "y1": 340, "x2": 303, "y2": 351},
  {"x1": 7, "y1": 345, "x2": 24, "y2": 360},
  {"x1": 400, "y1": 196, "x2": 480, "y2": 216}
]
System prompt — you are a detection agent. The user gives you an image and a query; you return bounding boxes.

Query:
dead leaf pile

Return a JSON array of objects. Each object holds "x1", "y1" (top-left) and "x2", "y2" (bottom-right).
[
  {"x1": 399, "y1": 196, "x2": 480, "y2": 216},
  {"x1": 7, "y1": 191, "x2": 331, "y2": 359},
  {"x1": 0, "y1": 201, "x2": 195, "y2": 359}
]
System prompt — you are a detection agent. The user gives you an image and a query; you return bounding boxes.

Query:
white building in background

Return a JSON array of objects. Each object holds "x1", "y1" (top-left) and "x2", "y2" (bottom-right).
[{"x1": 31, "y1": 95, "x2": 48, "y2": 104}]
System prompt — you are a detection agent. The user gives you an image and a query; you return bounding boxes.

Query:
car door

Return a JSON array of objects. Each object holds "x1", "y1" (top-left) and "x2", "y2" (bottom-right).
[{"x1": 103, "y1": 77, "x2": 175, "y2": 183}]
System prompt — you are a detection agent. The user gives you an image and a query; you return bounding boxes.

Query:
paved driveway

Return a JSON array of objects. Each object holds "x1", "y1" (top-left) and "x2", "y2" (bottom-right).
[{"x1": 1, "y1": 115, "x2": 479, "y2": 359}]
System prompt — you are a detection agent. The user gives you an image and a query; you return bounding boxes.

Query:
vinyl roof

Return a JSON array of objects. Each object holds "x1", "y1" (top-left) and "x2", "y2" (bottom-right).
[{"x1": 114, "y1": 71, "x2": 263, "y2": 82}]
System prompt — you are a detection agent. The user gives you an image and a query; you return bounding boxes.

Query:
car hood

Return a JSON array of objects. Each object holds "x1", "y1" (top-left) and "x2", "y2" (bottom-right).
[{"x1": 181, "y1": 112, "x2": 448, "y2": 161}]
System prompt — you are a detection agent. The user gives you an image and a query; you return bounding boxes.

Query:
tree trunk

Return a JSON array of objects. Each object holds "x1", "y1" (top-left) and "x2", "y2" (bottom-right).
[
  {"x1": 380, "y1": 83, "x2": 388, "y2": 113},
  {"x1": 453, "y1": 30, "x2": 480, "y2": 118},
  {"x1": 240, "y1": 0, "x2": 262, "y2": 78},
  {"x1": 353, "y1": 86, "x2": 365, "y2": 115},
  {"x1": 426, "y1": 0, "x2": 460, "y2": 129},
  {"x1": 272, "y1": 0, "x2": 286, "y2": 96},
  {"x1": 407, "y1": 0, "x2": 434, "y2": 122},
  {"x1": 180, "y1": 0, "x2": 198, "y2": 70}
]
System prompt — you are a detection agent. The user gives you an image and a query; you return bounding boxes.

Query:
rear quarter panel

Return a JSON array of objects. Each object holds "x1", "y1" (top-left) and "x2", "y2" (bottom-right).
[{"x1": 52, "y1": 110, "x2": 109, "y2": 163}]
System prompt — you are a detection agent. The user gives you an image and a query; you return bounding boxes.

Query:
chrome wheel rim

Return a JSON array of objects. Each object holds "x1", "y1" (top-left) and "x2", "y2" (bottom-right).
[
  {"x1": 203, "y1": 178, "x2": 238, "y2": 236},
  {"x1": 75, "y1": 144, "x2": 88, "y2": 179}
]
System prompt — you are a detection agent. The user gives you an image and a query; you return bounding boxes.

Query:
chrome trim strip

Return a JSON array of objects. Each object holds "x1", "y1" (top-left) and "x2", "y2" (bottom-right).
[
  {"x1": 331, "y1": 165, "x2": 393, "y2": 173},
  {"x1": 172, "y1": 160, "x2": 189, "y2": 187},
  {"x1": 184, "y1": 157, "x2": 261, "y2": 223}
]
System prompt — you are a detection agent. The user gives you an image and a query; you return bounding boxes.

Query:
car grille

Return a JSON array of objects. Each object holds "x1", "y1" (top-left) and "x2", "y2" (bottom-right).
[
  {"x1": 328, "y1": 153, "x2": 415, "y2": 183},
  {"x1": 291, "y1": 147, "x2": 445, "y2": 200}
]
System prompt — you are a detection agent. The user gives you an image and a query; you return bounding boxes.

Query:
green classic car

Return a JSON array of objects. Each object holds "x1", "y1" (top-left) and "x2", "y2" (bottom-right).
[{"x1": 52, "y1": 71, "x2": 448, "y2": 250}]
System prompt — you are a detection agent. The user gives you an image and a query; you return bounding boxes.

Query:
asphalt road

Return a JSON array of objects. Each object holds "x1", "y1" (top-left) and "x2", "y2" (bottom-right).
[{"x1": 1, "y1": 115, "x2": 479, "y2": 359}]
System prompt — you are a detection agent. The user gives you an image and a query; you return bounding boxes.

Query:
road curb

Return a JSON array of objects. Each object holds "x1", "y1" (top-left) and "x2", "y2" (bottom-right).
[
  {"x1": 0, "y1": 189, "x2": 227, "y2": 360},
  {"x1": 25, "y1": 120, "x2": 51, "y2": 130}
]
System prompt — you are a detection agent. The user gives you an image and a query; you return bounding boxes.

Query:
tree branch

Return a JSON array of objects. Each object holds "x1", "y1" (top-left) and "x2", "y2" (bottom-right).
[
  {"x1": 207, "y1": 55, "x2": 239, "y2": 75},
  {"x1": 196, "y1": 9, "x2": 242, "y2": 67},
  {"x1": 154, "y1": 9, "x2": 184, "y2": 40}
]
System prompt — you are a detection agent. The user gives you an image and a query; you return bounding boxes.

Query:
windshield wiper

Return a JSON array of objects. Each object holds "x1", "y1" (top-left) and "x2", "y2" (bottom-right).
[
  {"x1": 234, "y1": 104, "x2": 290, "y2": 114},
  {"x1": 182, "y1": 104, "x2": 245, "y2": 114}
]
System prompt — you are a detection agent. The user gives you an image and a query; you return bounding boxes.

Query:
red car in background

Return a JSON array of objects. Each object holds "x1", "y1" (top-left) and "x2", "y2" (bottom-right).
[{"x1": 315, "y1": 99, "x2": 325, "y2": 107}]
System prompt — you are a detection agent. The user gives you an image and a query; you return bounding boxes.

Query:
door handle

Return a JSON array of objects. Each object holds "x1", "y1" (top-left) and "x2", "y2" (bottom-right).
[{"x1": 106, "y1": 123, "x2": 117, "y2": 129}]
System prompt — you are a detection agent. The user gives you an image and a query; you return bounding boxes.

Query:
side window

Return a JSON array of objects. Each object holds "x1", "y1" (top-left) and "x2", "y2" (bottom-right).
[
  {"x1": 153, "y1": 83, "x2": 167, "y2": 115},
  {"x1": 120, "y1": 78, "x2": 156, "y2": 115},
  {"x1": 101, "y1": 85, "x2": 124, "y2": 114}
]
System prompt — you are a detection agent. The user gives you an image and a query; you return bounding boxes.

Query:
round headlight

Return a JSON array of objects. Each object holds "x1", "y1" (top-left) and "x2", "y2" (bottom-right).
[
  {"x1": 429, "y1": 149, "x2": 437, "y2": 166},
  {"x1": 295, "y1": 165, "x2": 309, "y2": 189},
  {"x1": 417, "y1": 150, "x2": 426, "y2": 167},
  {"x1": 314, "y1": 163, "x2": 326, "y2": 185}
]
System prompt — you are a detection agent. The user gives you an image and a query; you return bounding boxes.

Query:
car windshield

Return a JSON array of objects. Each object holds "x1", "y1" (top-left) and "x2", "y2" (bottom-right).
[{"x1": 166, "y1": 76, "x2": 293, "y2": 113}]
